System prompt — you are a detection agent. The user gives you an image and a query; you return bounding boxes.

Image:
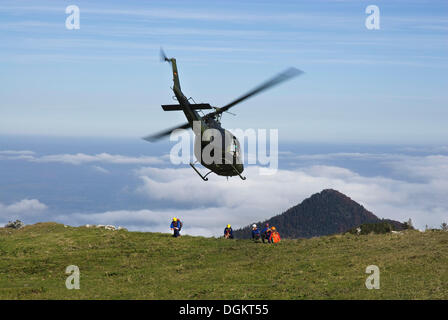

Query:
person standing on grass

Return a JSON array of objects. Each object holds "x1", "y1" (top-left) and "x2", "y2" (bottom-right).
[{"x1": 170, "y1": 217, "x2": 182, "y2": 237}]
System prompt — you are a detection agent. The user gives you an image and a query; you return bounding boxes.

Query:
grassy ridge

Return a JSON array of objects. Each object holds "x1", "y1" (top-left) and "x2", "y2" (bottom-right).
[{"x1": 0, "y1": 222, "x2": 447, "y2": 299}]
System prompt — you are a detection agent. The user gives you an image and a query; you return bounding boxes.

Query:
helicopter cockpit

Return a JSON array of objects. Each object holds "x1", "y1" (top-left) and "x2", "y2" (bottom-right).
[{"x1": 228, "y1": 135, "x2": 242, "y2": 164}]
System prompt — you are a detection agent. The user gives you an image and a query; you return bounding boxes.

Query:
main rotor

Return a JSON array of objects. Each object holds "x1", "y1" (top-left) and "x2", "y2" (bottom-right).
[{"x1": 143, "y1": 49, "x2": 304, "y2": 142}]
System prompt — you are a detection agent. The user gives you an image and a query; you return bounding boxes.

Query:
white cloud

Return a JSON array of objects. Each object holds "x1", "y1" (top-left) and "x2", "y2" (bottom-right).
[
  {"x1": 280, "y1": 152, "x2": 417, "y2": 163},
  {"x1": 0, "y1": 5, "x2": 349, "y2": 24},
  {"x1": 386, "y1": 155, "x2": 448, "y2": 180},
  {"x1": 0, "y1": 150, "x2": 35, "y2": 155},
  {"x1": 399, "y1": 146, "x2": 448, "y2": 153},
  {"x1": 33, "y1": 152, "x2": 164, "y2": 165},
  {"x1": 0, "y1": 199, "x2": 48, "y2": 222},
  {"x1": 0, "y1": 151, "x2": 164, "y2": 166},
  {"x1": 0, "y1": 150, "x2": 36, "y2": 161},
  {"x1": 91, "y1": 165, "x2": 110, "y2": 174}
]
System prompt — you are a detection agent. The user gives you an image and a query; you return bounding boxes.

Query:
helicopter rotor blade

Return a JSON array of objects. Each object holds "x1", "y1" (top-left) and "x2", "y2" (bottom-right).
[
  {"x1": 160, "y1": 47, "x2": 170, "y2": 63},
  {"x1": 142, "y1": 122, "x2": 190, "y2": 142},
  {"x1": 208, "y1": 67, "x2": 304, "y2": 118}
]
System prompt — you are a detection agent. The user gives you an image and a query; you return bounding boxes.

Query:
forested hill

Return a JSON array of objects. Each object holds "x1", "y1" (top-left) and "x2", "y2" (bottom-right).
[{"x1": 234, "y1": 189, "x2": 404, "y2": 239}]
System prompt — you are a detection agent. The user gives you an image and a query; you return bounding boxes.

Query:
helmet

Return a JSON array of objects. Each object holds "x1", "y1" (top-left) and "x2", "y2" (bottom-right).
[
  {"x1": 252, "y1": 224, "x2": 257, "y2": 228},
  {"x1": 227, "y1": 224, "x2": 231, "y2": 228},
  {"x1": 271, "y1": 226, "x2": 276, "y2": 231},
  {"x1": 173, "y1": 217, "x2": 177, "y2": 221}
]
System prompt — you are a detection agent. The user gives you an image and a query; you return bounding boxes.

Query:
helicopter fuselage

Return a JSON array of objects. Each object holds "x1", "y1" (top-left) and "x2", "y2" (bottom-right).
[{"x1": 172, "y1": 80, "x2": 244, "y2": 177}]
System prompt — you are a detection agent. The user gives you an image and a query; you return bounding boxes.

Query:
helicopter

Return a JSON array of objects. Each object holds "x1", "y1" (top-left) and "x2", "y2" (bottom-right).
[{"x1": 143, "y1": 49, "x2": 303, "y2": 181}]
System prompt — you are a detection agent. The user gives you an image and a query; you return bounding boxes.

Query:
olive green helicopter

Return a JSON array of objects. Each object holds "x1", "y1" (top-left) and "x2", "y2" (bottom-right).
[{"x1": 143, "y1": 49, "x2": 303, "y2": 181}]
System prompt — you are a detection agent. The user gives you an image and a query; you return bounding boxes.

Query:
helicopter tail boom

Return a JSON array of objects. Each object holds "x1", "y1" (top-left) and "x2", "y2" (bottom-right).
[
  {"x1": 161, "y1": 48, "x2": 182, "y2": 92},
  {"x1": 169, "y1": 58, "x2": 182, "y2": 92}
]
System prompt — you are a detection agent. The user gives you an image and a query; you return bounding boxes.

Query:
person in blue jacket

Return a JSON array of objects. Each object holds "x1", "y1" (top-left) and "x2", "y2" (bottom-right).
[
  {"x1": 170, "y1": 217, "x2": 182, "y2": 237},
  {"x1": 261, "y1": 223, "x2": 271, "y2": 243},
  {"x1": 224, "y1": 224, "x2": 234, "y2": 239},
  {"x1": 251, "y1": 224, "x2": 261, "y2": 241}
]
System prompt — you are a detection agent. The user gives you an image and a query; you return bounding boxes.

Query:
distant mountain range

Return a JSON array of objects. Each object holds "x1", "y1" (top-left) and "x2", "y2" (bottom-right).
[{"x1": 234, "y1": 189, "x2": 405, "y2": 239}]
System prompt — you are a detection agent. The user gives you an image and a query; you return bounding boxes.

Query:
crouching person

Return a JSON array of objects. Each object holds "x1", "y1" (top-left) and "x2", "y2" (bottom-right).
[
  {"x1": 269, "y1": 226, "x2": 281, "y2": 243},
  {"x1": 251, "y1": 224, "x2": 261, "y2": 241},
  {"x1": 170, "y1": 217, "x2": 182, "y2": 237},
  {"x1": 224, "y1": 224, "x2": 234, "y2": 239},
  {"x1": 261, "y1": 223, "x2": 271, "y2": 243}
]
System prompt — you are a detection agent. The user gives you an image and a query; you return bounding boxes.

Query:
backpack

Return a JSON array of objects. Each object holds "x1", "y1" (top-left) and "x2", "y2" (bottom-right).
[{"x1": 178, "y1": 220, "x2": 183, "y2": 230}]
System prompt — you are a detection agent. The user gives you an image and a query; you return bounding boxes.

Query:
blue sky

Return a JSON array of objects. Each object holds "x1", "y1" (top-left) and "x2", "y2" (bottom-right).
[{"x1": 1, "y1": 0, "x2": 447, "y2": 143}]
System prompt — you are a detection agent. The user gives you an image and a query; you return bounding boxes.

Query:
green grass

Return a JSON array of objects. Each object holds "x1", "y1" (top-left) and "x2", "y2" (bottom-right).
[{"x1": 0, "y1": 222, "x2": 447, "y2": 299}]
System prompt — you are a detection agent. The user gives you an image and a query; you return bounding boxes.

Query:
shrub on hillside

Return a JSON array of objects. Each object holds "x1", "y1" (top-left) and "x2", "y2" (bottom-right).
[{"x1": 402, "y1": 218, "x2": 415, "y2": 230}]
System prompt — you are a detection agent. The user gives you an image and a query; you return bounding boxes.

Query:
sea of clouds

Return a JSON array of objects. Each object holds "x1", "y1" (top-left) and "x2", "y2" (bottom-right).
[{"x1": 1, "y1": 146, "x2": 447, "y2": 236}]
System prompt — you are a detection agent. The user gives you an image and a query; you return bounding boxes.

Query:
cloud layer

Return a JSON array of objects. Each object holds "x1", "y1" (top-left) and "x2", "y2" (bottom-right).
[
  {"x1": 0, "y1": 151, "x2": 163, "y2": 165},
  {"x1": 58, "y1": 155, "x2": 448, "y2": 236},
  {"x1": 1, "y1": 148, "x2": 447, "y2": 236}
]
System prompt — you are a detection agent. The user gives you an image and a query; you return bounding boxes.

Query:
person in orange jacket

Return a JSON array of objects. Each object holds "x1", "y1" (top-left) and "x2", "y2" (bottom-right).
[{"x1": 269, "y1": 226, "x2": 281, "y2": 243}]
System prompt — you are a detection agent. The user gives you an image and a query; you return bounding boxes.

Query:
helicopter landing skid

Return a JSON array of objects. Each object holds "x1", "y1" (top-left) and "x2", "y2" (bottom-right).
[
  {"x1": 231, "y1": 164, "x2": 246, "y2": 180},
  {"x1": 189, "y1": 163, "x2": 212, "y2": 181}
]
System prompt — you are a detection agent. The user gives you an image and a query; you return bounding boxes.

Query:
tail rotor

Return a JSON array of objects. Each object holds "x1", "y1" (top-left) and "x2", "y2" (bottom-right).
[{"x1": 160, "y1": 48, "x2": 170, "y2": 63}]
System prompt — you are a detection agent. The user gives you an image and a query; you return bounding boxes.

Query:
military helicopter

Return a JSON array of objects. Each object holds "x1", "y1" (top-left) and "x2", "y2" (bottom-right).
[{"x1": 143, "y1": 49, "x2": 303, "y2": 181}]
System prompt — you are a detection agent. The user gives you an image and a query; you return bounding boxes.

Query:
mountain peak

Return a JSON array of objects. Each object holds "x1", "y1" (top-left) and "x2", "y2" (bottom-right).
[
  {"x1": 320, "y1": 188, "x2": 346, "y2": 196},
  {"x1": 315, "y1": 188, "x2": 353, "y2": 201}
]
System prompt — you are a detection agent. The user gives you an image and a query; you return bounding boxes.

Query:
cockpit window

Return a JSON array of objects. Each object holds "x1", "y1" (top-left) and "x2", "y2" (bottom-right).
[{"x1": 231, "y1": 137, "x2": 240, "y2": 157}]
